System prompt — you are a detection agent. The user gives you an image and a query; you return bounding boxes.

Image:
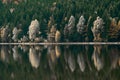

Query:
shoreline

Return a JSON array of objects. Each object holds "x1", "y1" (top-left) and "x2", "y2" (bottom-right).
[{"x1": 0, "y1": 42, "x2": 120, "y2": 45}]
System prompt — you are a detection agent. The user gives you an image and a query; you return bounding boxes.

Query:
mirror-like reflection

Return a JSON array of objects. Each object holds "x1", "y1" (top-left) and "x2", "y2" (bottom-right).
[
  {"x1": 29, "y1": 46, "x2": 41, "y2": 69},
  {"x1": 12, "y1": 46, "x2": 22, "y2": 62},
  {"x1": 92, "y1": 45, "x2": 104, "y2": 71},
  {"x1": 0, "y1": 46, "x2": 10, "y2": 63},
  {"x1": 68, "y1": 49, "x2": 75, "y2": 72},
  {"x1": 77, "y1": 52, "x2": 85, "y2": 72},
  {"x1": 0, "y1": 45, "x2": 120, "y2": 80},
  {"x1": 109, "y1": 46, "x2": 120, "y2": 69}
]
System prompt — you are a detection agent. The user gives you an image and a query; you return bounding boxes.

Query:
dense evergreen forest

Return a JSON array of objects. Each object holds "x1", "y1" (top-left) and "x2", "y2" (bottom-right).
[{"x1": 0, "y1": 0, "x2": 120, "y2": 41}]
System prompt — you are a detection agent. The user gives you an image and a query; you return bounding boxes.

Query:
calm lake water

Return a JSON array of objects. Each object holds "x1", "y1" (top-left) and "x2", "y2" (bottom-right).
[{"x1": 0, "y1": 45, "x2": 120, "y2": 80}]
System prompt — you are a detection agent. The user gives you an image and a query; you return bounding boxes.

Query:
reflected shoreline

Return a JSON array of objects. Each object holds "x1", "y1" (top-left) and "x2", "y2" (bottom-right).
[{"x1": 0, "y1": 45, "x2": 120, "y2": 80}]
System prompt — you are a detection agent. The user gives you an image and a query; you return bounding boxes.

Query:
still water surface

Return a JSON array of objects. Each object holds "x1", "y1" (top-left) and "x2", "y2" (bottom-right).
[{"x1": 0, "y1": 45, "x2": 120, "y2": 80}]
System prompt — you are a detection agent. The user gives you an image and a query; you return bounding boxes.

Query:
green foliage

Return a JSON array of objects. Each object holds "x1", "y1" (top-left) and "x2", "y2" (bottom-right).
[{"x1": 0, "y1": 0, "x2": 120, "y2": 40}]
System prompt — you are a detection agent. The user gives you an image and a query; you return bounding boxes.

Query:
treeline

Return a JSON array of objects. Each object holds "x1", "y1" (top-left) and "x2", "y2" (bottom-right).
[{"x1": 0, "y1": 0, "x2": 120, "y2": 41}]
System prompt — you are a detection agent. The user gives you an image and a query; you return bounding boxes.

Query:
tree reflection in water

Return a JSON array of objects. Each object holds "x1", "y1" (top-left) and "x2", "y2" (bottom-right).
[
  {"x1": 20, "y1": 45, "x2": 29, "y2": 53},
  {"x1": 29, "y1": 46, "x2": 41, "y2": 69},
  {"x1": 77, "y1": 52, "x2": 85, "y2": 72},
  {"x1": 12, "y1": 46, "x2": 22, "y2": 62},
  {"x1": 92, "y1": 45, "x2": 104, "y2": 71},
  {"x1": 67, "y1": 49, "x2": 75, "y2": 72},
  {"x1": 0, "y1": 45, "x2": 120, "y2": 80},
  {"x1": 109, "y1": 46, "x2": 120, "y2": 69},
  {"x1": 0, "y1": 46, "x2": 10, "y2": 63}
]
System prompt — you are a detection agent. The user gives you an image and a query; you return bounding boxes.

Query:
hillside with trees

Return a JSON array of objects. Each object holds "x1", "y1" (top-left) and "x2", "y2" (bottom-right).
[{"x1": 0, "y1": 0, "x2": 120, "y2": 41}]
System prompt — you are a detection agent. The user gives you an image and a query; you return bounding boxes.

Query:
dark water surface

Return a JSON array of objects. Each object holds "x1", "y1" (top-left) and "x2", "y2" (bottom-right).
[{"x1": 0, "y1": 45, "x2": 120, "y2": 80}]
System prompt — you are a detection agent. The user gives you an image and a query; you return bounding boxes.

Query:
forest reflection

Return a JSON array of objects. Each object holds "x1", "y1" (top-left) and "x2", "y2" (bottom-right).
[{"x1": 0, "y1": 45, "x2": 120, "y2": 80}]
